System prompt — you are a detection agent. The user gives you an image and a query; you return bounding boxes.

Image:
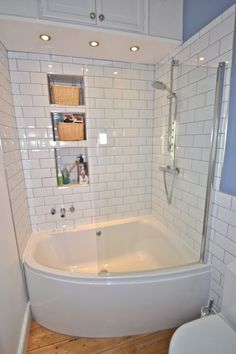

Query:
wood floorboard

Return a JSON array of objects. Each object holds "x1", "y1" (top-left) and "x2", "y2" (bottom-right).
[{"x1": 27, "y1": 321, "x2": 175, "y2": 354}]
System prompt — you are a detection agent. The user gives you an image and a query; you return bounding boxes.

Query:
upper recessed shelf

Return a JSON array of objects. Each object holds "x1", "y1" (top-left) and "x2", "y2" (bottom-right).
[{"x1": 48, "y1": 74, "x2": 85, "y2": 106}]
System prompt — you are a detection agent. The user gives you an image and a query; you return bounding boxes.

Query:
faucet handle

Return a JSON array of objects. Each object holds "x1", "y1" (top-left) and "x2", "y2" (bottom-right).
[
  {"x1": 69, "y1": 205, "x2": 75, "y2": 213},
  {"x1": 60, "y1": 207, "x2": 66, "y2": 218},
  {"x1": 51, "y1": 208, "x2": 56, "y2": 215}
]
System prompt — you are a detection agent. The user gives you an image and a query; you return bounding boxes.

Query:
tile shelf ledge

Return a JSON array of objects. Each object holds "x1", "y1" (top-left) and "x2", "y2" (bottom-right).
[
  {"x1": 50, "y1": 141, "x2": 88, "y2": 148},
  {"x1": 49, "y1": 104, "x2": 86, "y2": 113},
  {"x1": 57, "y1": 183, "x2": 89, "y2": 189}
]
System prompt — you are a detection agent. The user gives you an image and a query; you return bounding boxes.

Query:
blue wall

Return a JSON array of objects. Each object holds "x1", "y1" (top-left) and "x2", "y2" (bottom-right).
[
  {"x1": 220, "y1": 28, "x2": 236, "y2": 196},
  {"x1": 183, "y1": 0, "x2": 236, "y2": 196},
  {"x1": 183, "y1": 0, "x2": 236, "y2": 41}
]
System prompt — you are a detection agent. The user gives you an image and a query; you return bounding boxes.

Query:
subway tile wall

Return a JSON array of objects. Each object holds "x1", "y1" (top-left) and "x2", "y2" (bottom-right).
[
  {"x1": 0, "y1": 41, "x2": 31, "y2": 256},
  {"x1": 152, "y1": 5, "x2": 236, "y2": 308},
  {"x1": 8, "y1": 53, "x2": 154, "y2": 231}
]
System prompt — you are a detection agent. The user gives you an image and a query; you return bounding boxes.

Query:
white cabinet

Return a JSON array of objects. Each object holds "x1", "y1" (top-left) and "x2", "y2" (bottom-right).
[
  {"x1": 40, "y1": 0, "x2": 148, "y2": 34},
  {"x1": 40, "y1": 0, "x2": 97, "y2": 25},
  {"x1": 0, "y1": 0, "x2": 183, "y2": 41},
  {"x1": 0, "y1": 0, "x2": 39, "y2": 18},
  {"x1": 149, "y1": 0, "x2": 183, "y2": 40},
  {"x1": 96, "y1": 0, "x2": 148, "y2": 34}
]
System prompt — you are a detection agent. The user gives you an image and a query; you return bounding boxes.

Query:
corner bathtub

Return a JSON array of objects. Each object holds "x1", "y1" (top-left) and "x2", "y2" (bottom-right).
[{"x1": 24, "y1": 216, "x2": 211, "y2": 337}]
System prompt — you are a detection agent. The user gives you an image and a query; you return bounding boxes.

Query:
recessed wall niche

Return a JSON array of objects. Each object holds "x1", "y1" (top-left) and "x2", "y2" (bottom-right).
[
  {"x1": 48, "y1": 74, "x2": 85, "y2": 106},
  {"x1": 51, "y1": 112, "x2": 86, "y2": 141},
  {"x1": 55, "y1": 147, "x2": 89, "y2": 187}
]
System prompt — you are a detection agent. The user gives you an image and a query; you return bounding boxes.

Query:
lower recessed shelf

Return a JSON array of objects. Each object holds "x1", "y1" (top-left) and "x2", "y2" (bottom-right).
[{"x1": 54, "y1": 147, "x2": 89, "y2": 188}]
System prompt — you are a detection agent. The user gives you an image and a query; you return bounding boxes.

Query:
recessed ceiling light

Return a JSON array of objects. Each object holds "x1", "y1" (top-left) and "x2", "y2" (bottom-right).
[
  {"x1": 48, "y1": 64, "x2": 53, "y2": 68},
  {"x1": 40, "y1": 34, "x2": 51, "y2": 41},
  {"x1": 89, "y1": 41, "x2": 99, "y2": 47},
  {"x1": 113, "y1": 71, "x2": 118, "y2": 75},
  {"x1": 199, "y1": 57, "x2": 204, "y2": 61},
  {"x1": 130, "y1": 45, "x2": 140, "y2": 52}
]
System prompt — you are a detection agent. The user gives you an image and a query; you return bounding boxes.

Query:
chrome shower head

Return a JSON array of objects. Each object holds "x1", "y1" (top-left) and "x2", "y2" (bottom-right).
[
  {"x1": 152, "y1": 80, "x2": 168, "y2": 91},
  {"x1": 152, "y1": 80, "x2": 176, "y2": 98}
]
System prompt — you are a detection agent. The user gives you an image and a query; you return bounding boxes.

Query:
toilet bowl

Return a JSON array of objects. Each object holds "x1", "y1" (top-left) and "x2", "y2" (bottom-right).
[{"x1": 169, "y1": 261, "x2": 236, "y2": 354}]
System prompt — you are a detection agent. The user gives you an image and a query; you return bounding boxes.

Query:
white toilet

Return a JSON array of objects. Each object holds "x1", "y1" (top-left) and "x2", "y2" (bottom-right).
[{"x1": 169, "y1": 261, "x2": 236, "y2": 354}]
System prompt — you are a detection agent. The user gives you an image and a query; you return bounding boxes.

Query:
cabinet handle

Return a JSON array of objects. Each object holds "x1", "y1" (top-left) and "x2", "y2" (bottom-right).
[
  {"x1": 90, "y1": 12, "x2": 96, "y2": 20},
  {"x1": 99, "y1": 14, "x2": 105, "y2": 22}
]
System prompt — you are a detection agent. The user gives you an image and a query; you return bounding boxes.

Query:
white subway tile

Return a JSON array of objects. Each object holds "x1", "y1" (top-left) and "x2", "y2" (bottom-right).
[
  {"x1": 17, "y1": 59, "x2": 40, "y2": 72},
  {"x1": 209, "y1": 14, "x2": 235, "y2": 44}
]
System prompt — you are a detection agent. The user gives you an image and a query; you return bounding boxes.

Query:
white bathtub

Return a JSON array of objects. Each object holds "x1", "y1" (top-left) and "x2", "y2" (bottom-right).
[{"x1": 24, "y1": 216, "x2": 211, "y2": 337}]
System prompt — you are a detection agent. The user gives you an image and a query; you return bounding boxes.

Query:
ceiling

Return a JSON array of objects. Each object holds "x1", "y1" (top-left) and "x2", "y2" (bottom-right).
[{"x1": 0, "y1": 16, "x2": 181, "y2": 64}]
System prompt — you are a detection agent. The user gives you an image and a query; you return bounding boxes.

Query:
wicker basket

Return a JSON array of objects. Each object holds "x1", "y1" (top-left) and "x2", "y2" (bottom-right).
[
  {"x1": 51, "y1": 85, "x2": 80, "y2": 105},
  {"x1": 57, "y1": 122, "x2": 84, "y2": 141}
]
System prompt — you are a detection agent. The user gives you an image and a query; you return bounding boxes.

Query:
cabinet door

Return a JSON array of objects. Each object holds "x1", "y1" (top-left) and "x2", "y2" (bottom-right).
[
  {"x1": 97, "y1": 0, "x2": 148, "y2": 34},
  {"x1": 39, "y1": 0, "x2": 96, "y2": 25},
  {"x1": 0, "y1": 0, "x2": 38, "y2": 18},
  {"x1": 149, "y1": 0, "x2": 183, "y2": 40}
]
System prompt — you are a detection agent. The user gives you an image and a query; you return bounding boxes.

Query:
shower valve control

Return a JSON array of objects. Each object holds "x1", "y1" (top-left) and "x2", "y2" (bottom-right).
[
  {"x1": 69, "y1": 205, "x2": 75, "y2": 213},
  {"x1": 51, "y1": 208, "x2": 56, "y2": 215},
  {"x1": 60, "y1": 208, "x2": 66, "y2": 218}
]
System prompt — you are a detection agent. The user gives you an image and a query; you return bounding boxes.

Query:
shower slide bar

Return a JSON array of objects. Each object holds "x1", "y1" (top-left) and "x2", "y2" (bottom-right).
[{"x1": 200, "y1": 62, "x2": 226, "y2": 264}]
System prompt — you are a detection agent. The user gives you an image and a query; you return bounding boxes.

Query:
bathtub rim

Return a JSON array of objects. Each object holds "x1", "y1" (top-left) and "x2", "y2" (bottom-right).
[{"x1": 24, "y1": 260, "x2": 211, "y2": 286}]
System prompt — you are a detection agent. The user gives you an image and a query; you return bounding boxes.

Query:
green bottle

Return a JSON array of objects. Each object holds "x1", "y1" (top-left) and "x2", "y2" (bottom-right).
[
  {"x1": 62, "y1": 166, "x2": 70, "y2": 184},
  {"x1": 57, "y1": 171, "x2": 63, "y2": 186}
]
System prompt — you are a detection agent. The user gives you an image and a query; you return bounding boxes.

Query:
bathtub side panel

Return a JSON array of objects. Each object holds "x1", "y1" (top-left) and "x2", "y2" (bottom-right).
[{"x1": 25, "y1": 266, "x2": 211, "y2": 337}]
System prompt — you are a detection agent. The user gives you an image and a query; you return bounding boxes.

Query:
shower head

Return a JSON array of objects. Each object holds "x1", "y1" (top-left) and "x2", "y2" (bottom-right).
[
  {"x1": 152, "y1": 80, "x2": 168, "y2": 91},
  {"x1": 152, "y1": 80, "x2": 176, "y2": 98}
]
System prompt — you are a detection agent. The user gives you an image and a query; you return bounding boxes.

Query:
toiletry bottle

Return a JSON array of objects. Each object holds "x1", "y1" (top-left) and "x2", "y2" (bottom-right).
[
  {"x1": 79, "y1": 155, "x2": 89, "y2": 184},
  {"x1": 82, "y1": 154, "x2": 89, "y2": 184},
  {"x1": 62, "y1": 165, "x2": 70, "y2": 184},
  {"x1": 82, "y1": 154, "x2": 87, "y2": 172},
  {"x1": 57, "y1": 170, "x2": 63, "y2": 186}
]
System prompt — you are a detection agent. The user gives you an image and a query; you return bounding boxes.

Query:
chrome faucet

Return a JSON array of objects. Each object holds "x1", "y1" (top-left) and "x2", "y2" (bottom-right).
[
  {"x1": 60, "y1": 207, "x2": 66, "y2": 218},
  {"x1": 51, "y1": 207, "x2": 56, "y2": 215}
]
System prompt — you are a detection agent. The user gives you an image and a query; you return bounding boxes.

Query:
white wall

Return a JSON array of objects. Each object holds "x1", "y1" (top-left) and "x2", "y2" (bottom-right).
[
  {"x1": 8, "y1": 54, "x2": 154, "y2": 232},
  {"x1": 0, "y1": 41, "x2": 31, "y2": 256},
  {"x1": 0, "y1": 40, "x2": 30, "y2": 354},
  {"x1": 0, "y1": 149, "x2": 28, "y2": 354}
]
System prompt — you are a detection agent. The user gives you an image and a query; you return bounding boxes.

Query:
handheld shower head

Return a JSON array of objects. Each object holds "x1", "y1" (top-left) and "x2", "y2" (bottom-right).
[
  {"x1": 152, "y1": 80, "x2": 176, "y2": 98},
  {"x1": 152, "y1": 80, "x2": 168, "y2": 90}
]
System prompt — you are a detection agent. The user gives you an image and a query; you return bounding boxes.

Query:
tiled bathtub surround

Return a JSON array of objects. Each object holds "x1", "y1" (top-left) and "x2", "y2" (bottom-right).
[
  {"x1": 152, "y1": 5, "x2": 236, "y2": 308},
  {"x1": 9, "y1": 54, "x2": 154, "y2": 232},
  {"x1": 0, "y1": 41, "x2": 31, "y2": 256}
]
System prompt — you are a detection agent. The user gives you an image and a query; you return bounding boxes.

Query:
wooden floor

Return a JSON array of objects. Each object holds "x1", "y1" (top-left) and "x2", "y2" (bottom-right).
[{"x1": 27, "y1": 321, "x2": 175, "y2": 354}]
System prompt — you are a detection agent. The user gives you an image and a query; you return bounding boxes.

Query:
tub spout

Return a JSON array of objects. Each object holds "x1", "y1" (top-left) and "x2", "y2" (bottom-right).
[{"x1": 60, "y1": 208, "x2": 66, "y2": 218}]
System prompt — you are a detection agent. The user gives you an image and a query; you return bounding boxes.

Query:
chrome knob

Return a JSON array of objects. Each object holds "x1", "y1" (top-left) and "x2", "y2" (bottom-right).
[
  {"x1": 96, "y1": 230, "x2": 102, "y2": 236},
  {"x1": 90, "y1": 12, "x2": 96, "y2": 20},
  {"x1": 60, "y1": 208, "x2": 66, "y2": 218},
  {"x1": 69, "y1": 205, "x2": 75, "y2": 213},
  {"x1": 51, "y1": 208, "x2": 56, "y2": 215},
  {"x1": 99, "y1": 13, "x2": 105, "y2": 21}
]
